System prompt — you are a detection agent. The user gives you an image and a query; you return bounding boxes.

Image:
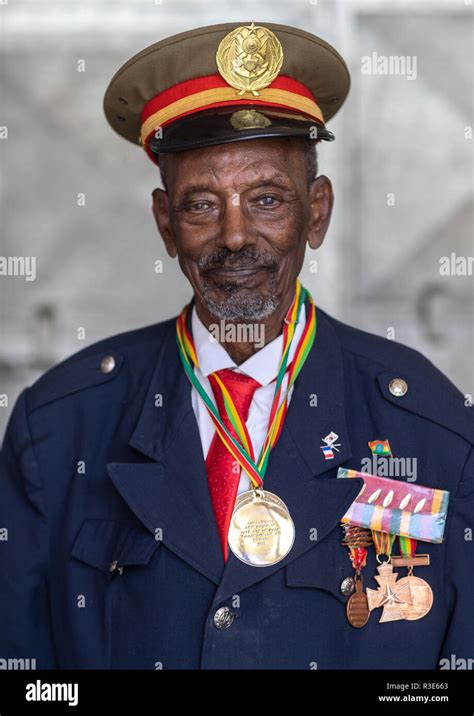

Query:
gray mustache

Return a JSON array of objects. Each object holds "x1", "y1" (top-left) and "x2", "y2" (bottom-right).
[{"x1": 200, "y1": 254, "x2": 278, "y2": 273}]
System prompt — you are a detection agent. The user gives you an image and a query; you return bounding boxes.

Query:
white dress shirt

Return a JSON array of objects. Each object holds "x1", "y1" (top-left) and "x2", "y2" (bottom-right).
[{"x1": 190, "y1": 299, "x2": 306, "y2": 496}]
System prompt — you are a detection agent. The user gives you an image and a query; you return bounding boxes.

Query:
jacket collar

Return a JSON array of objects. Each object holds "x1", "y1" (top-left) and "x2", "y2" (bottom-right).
[{"x1": 107, "y1": 303, "x2": 361, "y2": 596}]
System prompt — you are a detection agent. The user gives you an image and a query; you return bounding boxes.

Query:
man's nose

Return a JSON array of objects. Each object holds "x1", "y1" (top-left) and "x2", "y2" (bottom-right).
[{"x1": 217, "y1": 201, "x2": 255, "y2": 251}]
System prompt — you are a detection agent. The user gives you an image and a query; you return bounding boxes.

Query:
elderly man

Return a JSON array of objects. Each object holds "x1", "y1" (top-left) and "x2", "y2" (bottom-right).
[{"x1": 0, "y1": 23, "x2": 473, "y2": 670}]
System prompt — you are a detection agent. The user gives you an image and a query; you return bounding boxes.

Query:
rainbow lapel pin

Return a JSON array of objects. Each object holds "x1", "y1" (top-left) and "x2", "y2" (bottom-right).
[{"x1": 368, "y1": 439, "x2": 392, "y2": 456}]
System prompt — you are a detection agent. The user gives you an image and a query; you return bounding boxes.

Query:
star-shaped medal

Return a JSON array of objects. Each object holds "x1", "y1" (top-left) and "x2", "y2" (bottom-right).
[{"x1": 366, "y1": 562, "x2": 413, "y2": 623}]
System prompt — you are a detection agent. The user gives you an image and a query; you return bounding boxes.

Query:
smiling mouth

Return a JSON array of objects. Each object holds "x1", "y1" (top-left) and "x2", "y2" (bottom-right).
[{"x1": 207, "y1": 265, "x2": 269, "y2": 277}]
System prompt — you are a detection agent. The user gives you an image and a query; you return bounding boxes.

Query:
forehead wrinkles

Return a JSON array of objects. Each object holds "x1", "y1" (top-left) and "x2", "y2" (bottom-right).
[
  {"x1": 173, "y1": 151, "x2": 296, "y2": 195},
  {"x1": 233, "y1": 157, "x2": 293, "y2": 191}
]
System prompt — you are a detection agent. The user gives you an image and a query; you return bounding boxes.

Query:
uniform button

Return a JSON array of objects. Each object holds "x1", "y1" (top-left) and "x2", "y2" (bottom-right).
[
  {"x1": 388, "y1": 378, "x2": 408, "y2": 397},
  {"x1": 340, "y1": 576, "x2": 355, "y2": 596},
  {"x1": 213, "y1": 606, "x2": 234, "y2": 630},
  {"x1": 100, "y1": 355, "x2": 116, "y2": 374},
  {"x1": 108, "y1": 560, "x2": 123, "y2": 575}
]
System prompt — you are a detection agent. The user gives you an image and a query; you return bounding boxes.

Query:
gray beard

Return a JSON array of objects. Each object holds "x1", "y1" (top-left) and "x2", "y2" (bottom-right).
[{"x1": 202, "y1": 279, "x2": 280, "y2": 321}]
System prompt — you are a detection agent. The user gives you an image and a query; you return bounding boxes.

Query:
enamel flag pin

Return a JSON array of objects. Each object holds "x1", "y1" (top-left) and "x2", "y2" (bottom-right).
[
  {"x1": 320, "y1": 431, "x2": 341, "y2": 460},
  {"x1": 368, "y1": 439, "x2": 392, "y2": 456}
]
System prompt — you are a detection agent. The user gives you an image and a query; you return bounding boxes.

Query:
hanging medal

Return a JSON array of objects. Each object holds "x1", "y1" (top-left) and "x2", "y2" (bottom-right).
[
  {"x1": 365, "y1": 531, "x2": 414, "y2": 623},
  {"x1": 341, "y1": 524, "x2": 373, "y2": 628},
  {"x1": 391, "y1": 536, "x2": 433, "y2": 620},
  {"x1": 176, "y1": 279, "x2": 317, "y2": 567}
]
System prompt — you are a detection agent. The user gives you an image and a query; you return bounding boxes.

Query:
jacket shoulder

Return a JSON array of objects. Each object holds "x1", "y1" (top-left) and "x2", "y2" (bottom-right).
[
  {"x1": 323, "y1": 310, "x2": 474, "y2": 446},
  {"x1": 25, "y1": 317, "x2": 176, "y2": 413}
]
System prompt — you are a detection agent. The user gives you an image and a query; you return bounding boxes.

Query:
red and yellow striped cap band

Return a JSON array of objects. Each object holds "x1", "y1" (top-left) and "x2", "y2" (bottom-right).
[{"x1": 139, "y1": 73, "x2": 325, "y2": 151}]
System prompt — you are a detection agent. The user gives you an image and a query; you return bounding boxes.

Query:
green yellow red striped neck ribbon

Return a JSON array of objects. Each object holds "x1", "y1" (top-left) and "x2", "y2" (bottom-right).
[{"x1": 176, "y1": 279, "x2": 317, "y2": 489}]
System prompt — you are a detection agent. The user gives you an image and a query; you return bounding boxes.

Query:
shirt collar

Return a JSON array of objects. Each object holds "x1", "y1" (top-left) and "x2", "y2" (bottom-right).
[{"x1": 191, "y1": 299, "x2": 306, "y2": 387}]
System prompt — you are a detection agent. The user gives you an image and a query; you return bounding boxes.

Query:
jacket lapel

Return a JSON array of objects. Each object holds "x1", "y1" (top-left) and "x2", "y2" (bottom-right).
[
  {"x1": 106, "y1": 305, "x2": 362, "y2": 595},
  {"x1": 107, "y1": 318, "x2": 224, "y2": 584}
]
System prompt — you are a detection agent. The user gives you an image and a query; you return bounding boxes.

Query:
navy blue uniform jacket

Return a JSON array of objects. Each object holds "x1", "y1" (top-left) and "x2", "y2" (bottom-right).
[{"x1": 1, "y1": 306, "x2": 473, "y2": 669}]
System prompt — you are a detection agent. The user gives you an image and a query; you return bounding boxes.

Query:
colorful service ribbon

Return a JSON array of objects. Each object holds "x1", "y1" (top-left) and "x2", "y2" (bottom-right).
[
  {"x1": 398, "y1": 536, "x2": 417, "y2": 558},
  {"x1": 176, "y1": 279, "x2": 317, "y2": 489},
  {"x1": 372, "y1": 530, "x2": 396, "y2": 563}
]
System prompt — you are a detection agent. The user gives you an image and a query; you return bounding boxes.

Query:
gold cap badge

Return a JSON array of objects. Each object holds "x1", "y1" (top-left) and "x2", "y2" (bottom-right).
[
  {"x1": 229, "y1": 109, "x2": 272, "y2": 130},
  {"x1": 216, "y1": 22, "x2": 284, "y2": 96}
]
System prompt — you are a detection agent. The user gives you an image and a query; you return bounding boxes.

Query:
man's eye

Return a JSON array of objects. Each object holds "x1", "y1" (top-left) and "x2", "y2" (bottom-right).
[
  {"x1": 256, "y1": 195, "x2": 280, "y2": 206},
  {"x1": 188, "y1": 201, "x2": 213, "y2": 212}
]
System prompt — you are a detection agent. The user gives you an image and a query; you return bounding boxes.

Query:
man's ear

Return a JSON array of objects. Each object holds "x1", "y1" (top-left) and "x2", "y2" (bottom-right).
[
  {"x1": 307, "y1": 175, "x2": 334, "y2": 250},
  {"x1": 152, "y1": 188, "x2": 177, "y2": 258}
]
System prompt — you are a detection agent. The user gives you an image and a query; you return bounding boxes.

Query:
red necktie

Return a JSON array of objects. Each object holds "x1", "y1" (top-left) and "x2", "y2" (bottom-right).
[{"x1": 205, "y1": 368, "x2": 261, "y2": 561}]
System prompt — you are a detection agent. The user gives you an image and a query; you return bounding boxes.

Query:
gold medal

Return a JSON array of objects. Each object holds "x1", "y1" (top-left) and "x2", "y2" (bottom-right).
[{"x1": 228, "y1": 488, "x2": 295, "y2": 567}]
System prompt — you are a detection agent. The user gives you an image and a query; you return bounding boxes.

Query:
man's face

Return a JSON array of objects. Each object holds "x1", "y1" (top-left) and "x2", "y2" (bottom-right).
[{"x1": 152, "y1": 137, "x2": 333, "y2": 321}]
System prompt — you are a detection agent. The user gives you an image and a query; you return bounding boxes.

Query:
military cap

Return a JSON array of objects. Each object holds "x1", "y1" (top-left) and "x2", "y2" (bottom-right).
[{"x1": 103, "y1": 21, "x2": 350, "y2": 165}]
